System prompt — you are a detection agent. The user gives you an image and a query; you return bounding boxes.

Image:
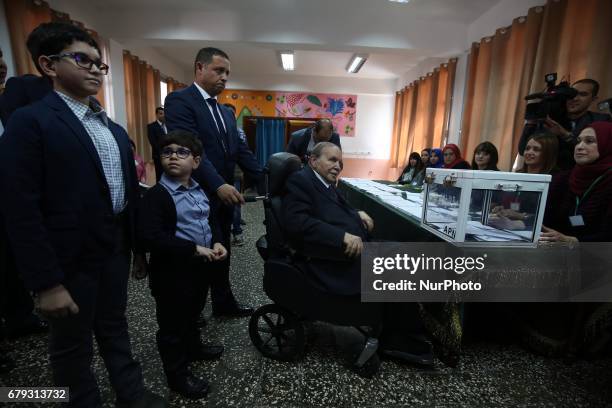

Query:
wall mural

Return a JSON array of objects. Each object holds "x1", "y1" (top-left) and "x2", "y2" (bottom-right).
[
  {"x1": 275, "y1": 92, "x2": 357, "y2": 137},
  {"x1": 219, "y1": 89, "x2": 357, "y2": 137},
  {"x1": 218, "y1": 90, "x2": 276, "y2": 129}
]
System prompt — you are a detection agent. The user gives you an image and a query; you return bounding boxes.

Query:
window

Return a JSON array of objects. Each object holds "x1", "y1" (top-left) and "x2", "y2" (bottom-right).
[{"x1": 160, "y1": 80, "x2": 168, "y2": 106}]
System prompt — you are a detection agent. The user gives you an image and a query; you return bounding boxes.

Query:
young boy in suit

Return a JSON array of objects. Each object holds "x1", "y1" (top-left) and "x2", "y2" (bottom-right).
[
  {"x1": 138, "y1": 130, "x2": 227, "y2": 399},
  {"x1": 0, "y1": 25, "x2": 165, "y2": 408}
]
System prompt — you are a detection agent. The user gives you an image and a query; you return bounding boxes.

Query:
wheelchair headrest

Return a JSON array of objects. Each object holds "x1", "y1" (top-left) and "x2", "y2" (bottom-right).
[{"x1": 266, "y1": 152, "x2": 302, "y2": 196}]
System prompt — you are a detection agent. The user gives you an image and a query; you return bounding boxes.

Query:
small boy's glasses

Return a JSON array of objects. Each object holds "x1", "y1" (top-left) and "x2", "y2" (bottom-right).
[
  {"x1": 48, "y1": 52, "x2": 109, "y2": 75},
  {"x1": 160, "y1": 147, "x2": 192, "y2": 159}
]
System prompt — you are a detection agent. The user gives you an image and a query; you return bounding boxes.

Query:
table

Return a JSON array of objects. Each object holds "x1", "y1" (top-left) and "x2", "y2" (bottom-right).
[{"x1": 337, "y1": 178, "x2": 441, "y2": 242}]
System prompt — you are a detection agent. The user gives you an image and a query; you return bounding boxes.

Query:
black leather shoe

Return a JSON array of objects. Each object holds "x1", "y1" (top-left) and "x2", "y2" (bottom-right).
[
  {"x1": 379, "y1": 348, "x2": 434, "y2": 367},
  {"x1": 188, "y1": 344, "x2": 224, "y2": 361},
  {"x1": 168, "y1": 374, "x2": 209, "y2": 400},
  {"x1": 116, "y1": 389, "x2": 168, "y2": 408},
  {"x1": 379, "y1": 336, "x2": 435, "y2": 367},
  {"x1": 212, "y1": 304, "x2": 254, "y2": 318}
]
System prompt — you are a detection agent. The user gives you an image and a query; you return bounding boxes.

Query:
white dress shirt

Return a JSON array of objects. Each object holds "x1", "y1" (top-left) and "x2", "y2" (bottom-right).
[{"x1": 193, "y1": 82, "x2": 227, "y2": 134}]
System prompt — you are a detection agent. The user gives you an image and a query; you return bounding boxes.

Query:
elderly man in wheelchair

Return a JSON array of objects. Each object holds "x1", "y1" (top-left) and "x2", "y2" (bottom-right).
[{"x1": 248, "y1": 142, "x2": 448, "y2": 377}]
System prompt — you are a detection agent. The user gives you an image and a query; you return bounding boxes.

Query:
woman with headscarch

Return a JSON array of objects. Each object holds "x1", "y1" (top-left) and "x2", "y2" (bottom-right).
[
  {"x1": 442, "y1": 144, "x2": 470, "y2": 169},
  {"x1": 429, "y1": 148, "x2": 444, "y2": 168},
  {"x1": 519, "y1": 122, "x2": 612, "y2": 357}
]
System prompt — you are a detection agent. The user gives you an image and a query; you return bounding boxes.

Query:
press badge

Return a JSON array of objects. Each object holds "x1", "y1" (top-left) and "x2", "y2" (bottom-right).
[{"x1": 569, "y1": 215, "x2": 585, "y2": 227}]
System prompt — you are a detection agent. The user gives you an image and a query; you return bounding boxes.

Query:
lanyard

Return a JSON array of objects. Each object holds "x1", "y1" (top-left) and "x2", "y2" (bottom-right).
[{"x1": 574, "y1": 169, "x2": 612, "y2": 215}]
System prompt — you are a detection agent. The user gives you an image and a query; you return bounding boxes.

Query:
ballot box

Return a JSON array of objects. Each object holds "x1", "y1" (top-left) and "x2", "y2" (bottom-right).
[{"x1": 420, "y1": 168, "x2": 552, "y2": 247}]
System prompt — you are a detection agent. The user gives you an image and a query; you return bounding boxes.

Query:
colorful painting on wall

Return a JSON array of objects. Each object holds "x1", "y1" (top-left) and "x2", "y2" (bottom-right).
[
  {"x1": 220, "y1": 89, "x2": 357, "y2": 136},
  {"x1": 275, "y1": 92, "x2": 357, "y2": 137},
  {"x1": 219, "y1": 90, "x2": 276, "y2": 128}
]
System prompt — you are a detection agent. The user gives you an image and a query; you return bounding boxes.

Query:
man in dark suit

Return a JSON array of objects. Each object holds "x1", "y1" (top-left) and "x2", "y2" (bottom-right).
[
  {"x1": 165, "y1": 47, "x2": 262, "y2": 317},
  {"x1": 0, "y1": 25, "x2": 165, "y2": 407},
  {"x1": 282, "y1": 142, "x2": 435, "y2": 367},
  {"x1": 282, "y1": 142, "x2": 371, "y2": 295},
  {"x1": 1, "y1": 24, "x2": 79, "y2": 343},
  {"x1": 286, "y1": 118, "x2": 341, "y2": 164},
  {"x1": 147, "y1": 106, "x2": 167, "y2": 181}
]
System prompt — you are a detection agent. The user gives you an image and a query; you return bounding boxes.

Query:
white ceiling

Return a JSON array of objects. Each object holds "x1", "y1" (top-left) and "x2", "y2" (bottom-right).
[{"x1": 66, "y1": 0, "x2": 501, "y2": 81}]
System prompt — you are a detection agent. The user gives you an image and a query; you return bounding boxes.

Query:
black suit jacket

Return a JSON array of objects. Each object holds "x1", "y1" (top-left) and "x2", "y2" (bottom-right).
[
  {"x1": 0, "y1": 74, "x2": 53, "y2": 126},
  {"x1": 164, "y1": 84, "x2": 262, "y2": 193},
  {"x1": 282, "y1": 167, "x2": 368, "y2": 295},
  {"x1": 0, "y1": 92, "x2": 139, "y2": 292},
  {"x1": 147, "y1": 121, "x2": 166, "y2": 180},
  {"x1": 286, "y1": 127, "x2": 342, "y2": 162},
  {"x1": 138, "y1": 183, "x2": 222, "y2": 292}
]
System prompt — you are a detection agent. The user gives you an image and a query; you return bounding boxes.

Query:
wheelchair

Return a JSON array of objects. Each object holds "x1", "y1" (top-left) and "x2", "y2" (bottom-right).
[{"x1": 248, "y1": 152, "x2": 383, "y2": 378}]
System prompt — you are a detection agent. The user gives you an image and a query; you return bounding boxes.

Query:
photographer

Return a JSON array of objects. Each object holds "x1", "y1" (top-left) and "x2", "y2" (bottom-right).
[{"x1": 518, "y1": 78, "x2": 610, "y2": 170}]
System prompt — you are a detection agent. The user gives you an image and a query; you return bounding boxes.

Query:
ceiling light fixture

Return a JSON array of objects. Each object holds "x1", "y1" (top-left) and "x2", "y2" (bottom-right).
[
  {"x1": 347, "y1": 54, "x2": 368, "y2": 74},
  {"x1": 279, "y1": 51, "x2": 295, "y2": 71},
  {"x1": 388, "y1": 0, "x2": 410, "y2": 3}
]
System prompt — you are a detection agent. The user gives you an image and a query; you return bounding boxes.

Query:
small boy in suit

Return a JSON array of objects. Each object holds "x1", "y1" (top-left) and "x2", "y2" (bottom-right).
[
  {"x1": 0, "y1": 24, "x2": 165, "y2": 407},
  {"x1": 138, "y1": 130, "x2": 227, "y2": 399}
]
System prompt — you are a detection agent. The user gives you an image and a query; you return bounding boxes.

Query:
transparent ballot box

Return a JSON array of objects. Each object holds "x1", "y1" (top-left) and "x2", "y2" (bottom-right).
[{"x1": 421, "y1": 168, "x2": 551, "y2": 247}]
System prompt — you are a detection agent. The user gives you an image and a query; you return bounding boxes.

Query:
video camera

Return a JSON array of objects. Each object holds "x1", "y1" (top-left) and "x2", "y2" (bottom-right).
[
  {"x1": 524, "y1": 73, "x2": 577, "y2": 128},
  {"x1": 598, "y1": 98, "x2": 612, "y2": 115}
]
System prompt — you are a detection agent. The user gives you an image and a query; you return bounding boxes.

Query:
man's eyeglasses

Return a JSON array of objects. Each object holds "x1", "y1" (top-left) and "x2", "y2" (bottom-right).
[
  {"x1": 160, "y1": 147, "x2": 192, "y2": 159},
  {"x1": 48, "y1": 52, "x2": 109, "y2": 75}
]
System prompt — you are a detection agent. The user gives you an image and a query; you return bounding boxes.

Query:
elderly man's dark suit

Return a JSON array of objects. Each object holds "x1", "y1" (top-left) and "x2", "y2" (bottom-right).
[
  {"x1": 281, "y1": 166, "x2": 366, "y2": 295},
  {"x1": 0, "y1": 92, "x2": 144, "y2": 407},
  {"x1": 281, "y1": 166, "x2": 428, "y2": 358},
  {"x1": 286, "y1": 127, "x2": 341, "y2": 163},
  {"x1": 164, "y1": 84, "x2": 262, "y2": 312}
]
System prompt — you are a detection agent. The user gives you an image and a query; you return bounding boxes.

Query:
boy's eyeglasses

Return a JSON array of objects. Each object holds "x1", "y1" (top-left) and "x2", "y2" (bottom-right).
[
  {"x1": 48, "y1": 52, "x2": 109, "y2": 75},
  {"x1": 160, "y1": 147, "x2": 192, "y2": 159}
]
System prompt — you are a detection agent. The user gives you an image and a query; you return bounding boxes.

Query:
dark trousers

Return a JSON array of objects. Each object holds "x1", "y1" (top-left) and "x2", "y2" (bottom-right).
[
  {"x1": 48, "y1": 223, "x2": 143, "y2": 408},
  {"x1": 209, "y1": 205, "x2": 238, "y2": 312},
  {"x1": 152, "y1": 258, "x2": 209, "y2": 379},
  {"x1": 232, "y1": 180, "x2": 243, "y2": 236}
]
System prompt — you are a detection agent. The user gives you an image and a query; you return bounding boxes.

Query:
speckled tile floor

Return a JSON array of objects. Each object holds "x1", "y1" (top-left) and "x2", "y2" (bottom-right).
[{"x1": 1, "y1": 202, "x2": 611, "y2": 407}]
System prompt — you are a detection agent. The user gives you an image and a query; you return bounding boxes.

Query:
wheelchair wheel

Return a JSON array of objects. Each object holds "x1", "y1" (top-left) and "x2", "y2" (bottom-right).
[{"x1": 249, "y1": 304, "x2": 305, "y2": 361}]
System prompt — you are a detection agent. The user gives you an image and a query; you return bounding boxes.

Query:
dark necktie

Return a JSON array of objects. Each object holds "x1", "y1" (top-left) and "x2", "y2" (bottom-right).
[{"x1": 206, "y1": 98, "x2": 228, "y2": 152}]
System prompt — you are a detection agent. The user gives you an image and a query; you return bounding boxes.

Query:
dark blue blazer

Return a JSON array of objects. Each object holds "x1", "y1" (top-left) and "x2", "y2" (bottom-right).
[
  {"x1": 0, "y1": 92, "x2": 139, "y2": 292},
  {"x1": 164, "y1": 84, "x2": 262, "y2": 192},
  {"x1": 286, "y1": 127, "x2": 341, "y2": 162},
  {"x1": 281, "y1": 166, "x2": 368, "y2": 295},
  {"x1": 0, "y1": 74, "x2": 53, "y2": 126}
]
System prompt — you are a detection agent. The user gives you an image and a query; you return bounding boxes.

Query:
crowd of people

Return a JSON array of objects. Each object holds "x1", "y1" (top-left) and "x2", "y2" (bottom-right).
[
  {"x1": 0, "y1": 20, "x2": 611, "y2": 408},
  {"x1": 394, "y1": 110, "x2": 612, "y2": 359}
]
